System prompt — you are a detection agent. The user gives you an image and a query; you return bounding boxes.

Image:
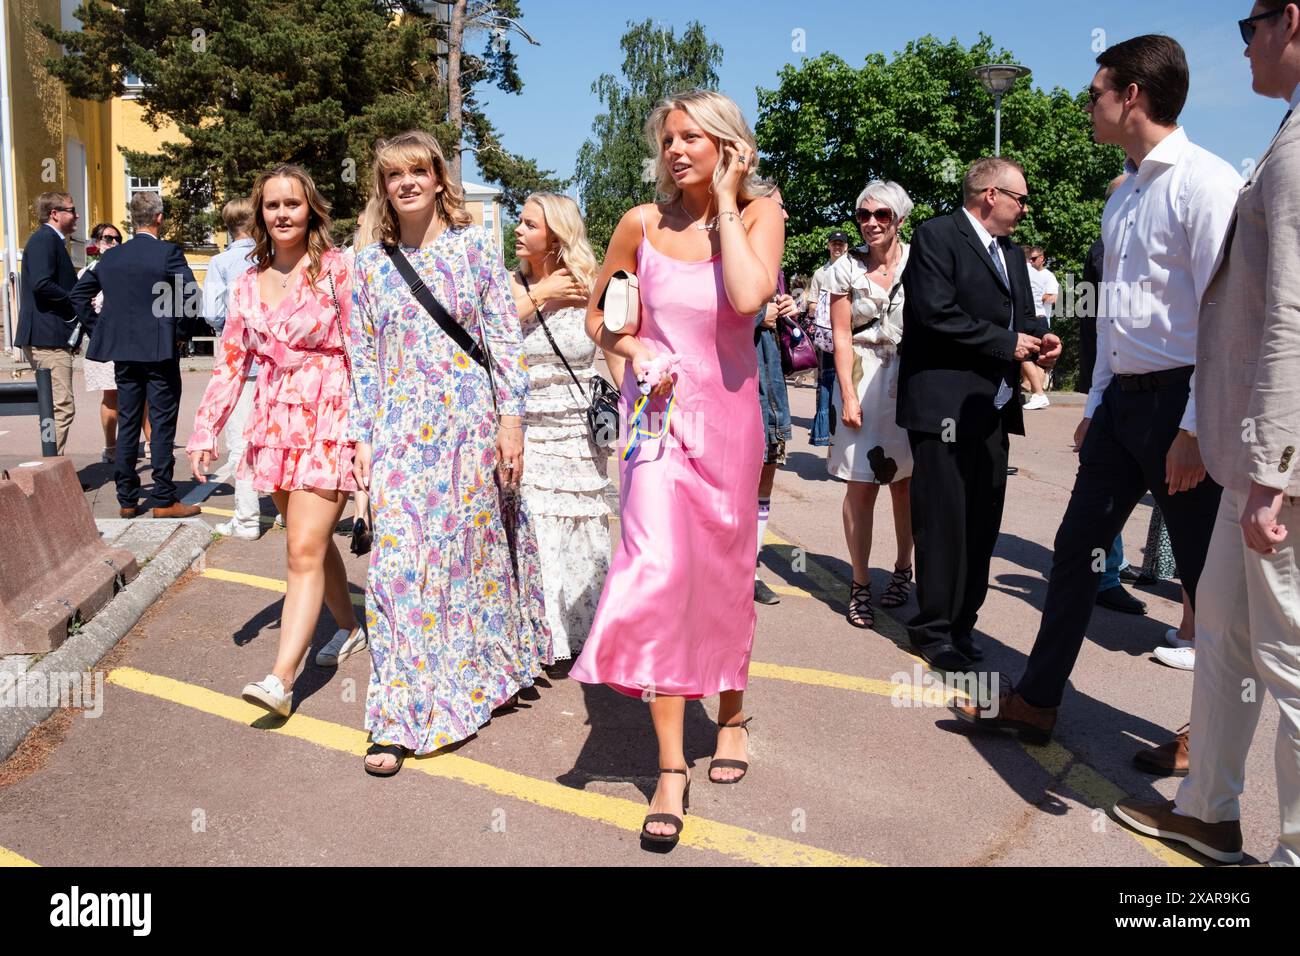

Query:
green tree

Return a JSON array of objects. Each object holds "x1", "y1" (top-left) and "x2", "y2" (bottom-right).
[
  {"x1": 756, "y1": 36, "x2": 1123, "y2": 388},
  {"x1": 573, "y1": 19, "x2": 722, "y2": 254}
]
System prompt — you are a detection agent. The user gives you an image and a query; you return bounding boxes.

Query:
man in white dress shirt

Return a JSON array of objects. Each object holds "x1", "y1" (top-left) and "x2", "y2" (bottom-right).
[
  {"x1": 954, "y1": 35, "x2": 1239, "y2": 741},
  {"x1": 1021, "y1": 246, "x2": 1058, "y2": 409},
  {"x1": 1115, "y1": 0, "x2": 1300, "y2": 867}
]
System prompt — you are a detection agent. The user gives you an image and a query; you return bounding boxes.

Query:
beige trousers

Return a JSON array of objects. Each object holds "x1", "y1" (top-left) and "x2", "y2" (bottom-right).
[{"x1": 23, "y1": 346, "x2": 76, "y2": 455}]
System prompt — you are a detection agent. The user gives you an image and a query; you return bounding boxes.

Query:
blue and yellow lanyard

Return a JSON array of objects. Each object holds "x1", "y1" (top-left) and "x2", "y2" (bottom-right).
[{"x1": 622, "y1": 388, "x2": 677, "y2": 461}]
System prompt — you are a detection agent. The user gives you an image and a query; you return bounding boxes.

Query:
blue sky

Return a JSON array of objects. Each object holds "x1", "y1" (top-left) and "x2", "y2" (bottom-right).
[{"x1": 464, "y1": 0, "x2": 1289, "y2": 193}]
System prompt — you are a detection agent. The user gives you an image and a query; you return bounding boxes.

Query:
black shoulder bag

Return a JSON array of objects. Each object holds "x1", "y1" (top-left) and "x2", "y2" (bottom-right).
[{"x1": 520, "y1": 273, "x2": 620, "y2": 448}]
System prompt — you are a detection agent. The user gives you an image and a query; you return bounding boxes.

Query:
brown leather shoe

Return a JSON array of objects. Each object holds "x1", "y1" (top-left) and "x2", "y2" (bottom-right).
[
  {"x1": 1133, "y1": 724, "x2": 1189, "y2": 777},
  {"x1": 153, "y1": 502, "x2": 201, "y2": 519},
  {"x1": 950, "y1": 681, "x2": 1056, "y2": 744},
  {"x1": 119, "y1": 505, "x2": 139, "y2": 519},
  {"x1": 1113, "y1": 798, "x2": 1242, "y2": 863}
]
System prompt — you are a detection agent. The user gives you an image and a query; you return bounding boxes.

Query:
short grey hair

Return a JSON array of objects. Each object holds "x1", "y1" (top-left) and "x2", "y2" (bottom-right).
[
  {"x1": 129, "y1": 191, "x2": 163, "y2": 229},
  {"x1": 854, "y1": 180, "x2": 914, "y2": 227},
  {"x1": 962, "y1": 157, "x2": 1024, "y2": 206}
]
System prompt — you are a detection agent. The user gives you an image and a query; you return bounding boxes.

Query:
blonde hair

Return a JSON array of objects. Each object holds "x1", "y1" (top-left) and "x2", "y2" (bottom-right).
[
  {"x1": 353, "y1": 195, "x2": 382, "y2": 253},
  {"x1": 644, "y1": 89, "x2": 774, "y2": 205},
  {"x1": 516, "y1": 192, "x2": 599, "y2": 296},
  {"x1": 370, "y1": 130, "x2": 472, "y2": 246},
  {"x1": 221, "y1": 196, "x2": 254, "y2": 235},
  {"x1": 249, "y1": 164, "x2": 335, "y2": 289}
]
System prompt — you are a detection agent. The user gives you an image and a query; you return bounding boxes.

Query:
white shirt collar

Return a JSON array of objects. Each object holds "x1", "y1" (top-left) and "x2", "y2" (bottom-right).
[
  {"x1": 1124, "y1": 126, "x2": 1189, "y2": 176},
  {"x1": 962, "y1": 206, "x2": 998, "y2": 251},
  {"x1": 1289, "y1": 82, "x2": 1300, "y2": 112},
  {"x1": 133, "y1": 231, "x2": 157, "y2": 240},
  {"x1": 45, "y1": 222, "x2": 66, "y2": 239}
]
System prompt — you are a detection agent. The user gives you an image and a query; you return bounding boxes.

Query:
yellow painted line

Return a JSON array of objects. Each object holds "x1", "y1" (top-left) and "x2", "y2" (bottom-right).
[
  {"x1": 201, "y1": 505, "x2": 279, "y2": 528},
  {"x1": 201, "y1": 567, "x2": 364, "y2": 608},
  {"x1": 0, "y1": 845, "x2": 38, "y2": 867},
  {"x1": 106, "y1": 667, "x2": 874, "y2": 867},
  {"x1": 749, "y1": 661, "x2": 965, "y2": 705},
  {"x1": 768, "y1": 584, "x2": 815, "y2": 599}
]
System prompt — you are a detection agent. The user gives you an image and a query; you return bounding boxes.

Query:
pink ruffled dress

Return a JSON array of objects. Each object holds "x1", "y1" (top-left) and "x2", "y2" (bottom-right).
[{"x1": 187, "y1": 248, "x2": 357, "y2": 493}]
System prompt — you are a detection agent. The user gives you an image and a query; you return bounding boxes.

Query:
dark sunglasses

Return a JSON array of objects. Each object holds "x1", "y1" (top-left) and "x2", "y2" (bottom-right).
[
  {"x1": 1085, "y1": 85, "x2": 1111, "y2": 105},
  {"x1": 855, "y1": 206, "x2": 895, "y2": 225},
  {"x1": 995, "y1": 186, "x2": 1030, "y2": 209},
  {"x1": 1240, "y1": 7, "x2": 1286, "y2": 45},
  {"x1": 99, "y1": 233, "x2": 122, "y2": 244},
  {"x1": 54, "y1": 206, "x2": 77, "y2": 214}
]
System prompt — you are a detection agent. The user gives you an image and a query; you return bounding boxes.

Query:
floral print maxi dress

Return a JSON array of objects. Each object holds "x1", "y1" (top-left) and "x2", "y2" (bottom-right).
[{"x1": 349, "y1": 225, "x2": 552, "y2": 754}]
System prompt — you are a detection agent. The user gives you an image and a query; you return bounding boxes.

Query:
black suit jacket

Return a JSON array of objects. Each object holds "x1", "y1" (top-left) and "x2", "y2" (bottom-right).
[
  {"x1": 15, "y1": 225, "x2": 78, "y2": 348},
  {"x1": 72, "y1": 234, "x2": 203, "y2": 363},
  {"x1": 1076, "y1": 238, "x2": 1104, "y2": 395},
  {"x1": 897, "y1": 210, "x2": 1047, "y2": 437}
]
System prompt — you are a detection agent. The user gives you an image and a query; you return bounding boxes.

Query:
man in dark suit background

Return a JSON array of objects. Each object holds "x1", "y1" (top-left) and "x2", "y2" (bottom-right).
[
  {"x1": 71, "y1": 191, "x2": 203, "y2": 519},
  {"x1": 897, "y1": 157, "x2": 1059, "y2": 671},
  {"x1": 15, "y1": 191, "x2": 81, "y2": 454}
]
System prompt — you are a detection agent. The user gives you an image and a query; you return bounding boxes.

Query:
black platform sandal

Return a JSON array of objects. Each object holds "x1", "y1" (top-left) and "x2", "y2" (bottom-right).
[
  {"x1": 641, "y1": 768, "x2": 691, "y2": 848},
  {"x1": 847, "y1": 581, "x2": 874, "y2": 628},
  {"x1": 364, "y1": 743, "x2": 408, "y2": 777},
  {"x1": 708, "y1": 717, "x2": 754, "y2": 784},
  {"x1": 879, "y1": 565, "x2": 913, "y2": 609}
]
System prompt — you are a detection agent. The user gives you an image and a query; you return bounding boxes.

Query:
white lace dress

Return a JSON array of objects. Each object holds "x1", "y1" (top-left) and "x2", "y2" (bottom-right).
[{"x1": 520, "y1": 304, "x2": 612, "y2": 660}]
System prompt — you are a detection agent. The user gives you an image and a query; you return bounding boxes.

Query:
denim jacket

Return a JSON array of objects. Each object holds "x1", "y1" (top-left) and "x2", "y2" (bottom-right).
[{"x1": 755, "y1": 317, "x2": 792, "y2": 447}]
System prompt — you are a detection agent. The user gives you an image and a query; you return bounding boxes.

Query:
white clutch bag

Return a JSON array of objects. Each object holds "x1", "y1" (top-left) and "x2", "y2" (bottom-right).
[{"x1": 601, "y1": 270, "x2": 640, "y2": 334}]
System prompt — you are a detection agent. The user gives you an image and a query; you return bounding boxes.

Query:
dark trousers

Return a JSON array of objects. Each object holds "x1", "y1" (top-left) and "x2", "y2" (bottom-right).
[
  {"x1": 114, "y1": 359, "x2": 182, "y2": 508},
  {"x1": 906, "y1": 416, "x2": 1010, "y2": 649},
  {"x1": 811, "y1": 349, "x2": 834, "y2": 446},
  {"x1": 1017, "y1": 373, "x2": 1221, "y2": 708}
]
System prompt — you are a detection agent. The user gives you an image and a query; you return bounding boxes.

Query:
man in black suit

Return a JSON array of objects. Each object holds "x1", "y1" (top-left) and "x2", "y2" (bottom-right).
[
  {"x1": 897, "y1": 157, "x2": 1059, "y2": 671},
  {"x1": 70, "y1": 192, "x2": 203, "y2": 519},
  {"x1": 15, "y1": 191, "x2": 81, "y2": 454}
]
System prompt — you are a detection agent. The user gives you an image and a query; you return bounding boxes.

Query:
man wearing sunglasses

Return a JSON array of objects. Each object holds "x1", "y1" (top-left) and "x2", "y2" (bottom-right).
[
  {"x1": 954, "y1": 36, "x2": 1239, "y2": 749},
  {"x1": 1114, "y1": 1, "x2": 1300, "y2": 868},
  {"x1": 15, "y1": 191, "x2": 81, "y2": 454},
  {"x1": 897, "y1": 157, "x2": 1057, "y2": 672}
]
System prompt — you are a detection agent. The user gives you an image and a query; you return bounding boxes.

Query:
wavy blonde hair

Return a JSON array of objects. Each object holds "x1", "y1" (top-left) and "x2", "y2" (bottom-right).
[
  {"x1": 353, "y1": 195, "x2": 382, "y2": 253},
  {"x1": 516, "y1": 192, "x2": 599, "y2": 296},
  {"x1": 644, "y1": 89, "x2": 774, "y2": 205},
  {"x1": 370, "y1": 130, "x2": 472, "y2": 246},
  {"x1": 249, "y1": 164, "x2": 335, "y2": 289}
]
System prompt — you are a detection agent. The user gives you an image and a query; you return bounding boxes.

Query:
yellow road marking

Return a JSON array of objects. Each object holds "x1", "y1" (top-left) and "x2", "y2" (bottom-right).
[
  {"x1": 201, "y1": 567, "x2": 364, "y2": 608},
  {"x1": 0, "y1": 845, "x2": 38, "y2": 867},
  {"x1": 106, "y1": 667, "x2": 875, "y2": 867}
]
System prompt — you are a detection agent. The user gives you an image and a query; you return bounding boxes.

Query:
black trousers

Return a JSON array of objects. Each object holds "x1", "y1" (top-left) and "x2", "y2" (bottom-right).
[
  {"x1": 114, "y1": 359, "x2": 182, "y2": 508},
  {"x1": 1017, "y1": 373, "x2": 1221, "y2": 708},
  {"x1": 906, "y1": 416, "x2": 1010, "y2": 649}
]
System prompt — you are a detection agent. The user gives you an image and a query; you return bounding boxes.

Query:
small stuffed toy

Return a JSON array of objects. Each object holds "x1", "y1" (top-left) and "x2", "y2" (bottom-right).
[{"x1": 636, "y1": 352, "x2": 678, "y2": 395}]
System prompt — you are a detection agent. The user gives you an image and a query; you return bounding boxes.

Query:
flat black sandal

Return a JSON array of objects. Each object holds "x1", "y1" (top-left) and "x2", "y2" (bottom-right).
[
  {"x1": 708, "y1": 717, "x2": 754, "y2": 784},
  {"x1": 364, "y1": 743, "x2": 408, "y2": 777},
  {"x1": 879, "y1": 566, "x2": 913, "y2": 609},
  {"x1": 847, "y1": 581, "x2": 874, "y2": 629},
  {"x1": 641, "y1": 768, "x2": 691, "y2": 848}
]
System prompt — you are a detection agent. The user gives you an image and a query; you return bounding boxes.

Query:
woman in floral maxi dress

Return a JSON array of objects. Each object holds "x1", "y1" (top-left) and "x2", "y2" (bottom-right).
[{"x1": 349, "y1": 130, "x2": 552, "y2": 775}]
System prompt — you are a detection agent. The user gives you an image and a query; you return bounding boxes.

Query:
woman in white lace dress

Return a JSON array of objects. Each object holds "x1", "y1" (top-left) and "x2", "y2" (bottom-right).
[{"x1": 509, "y1": 193, "x2": 620, "y2": 661}]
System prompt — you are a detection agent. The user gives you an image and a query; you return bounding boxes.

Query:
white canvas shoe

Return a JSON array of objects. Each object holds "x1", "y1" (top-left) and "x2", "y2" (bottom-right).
[
  {"x1": 1023, "y1": 393, "x2": 1051, "y2": 410},
  {"x1": 214, "y1": 519, "x2": 260, "y2": 541},
  {"x1": 1163, "y1": 627, "x2": 1194, "y2": 649},
  {"x1": 241, "y1": 674, "x2": 292, "y2": 717},
  {"x1": 315, "y1": 627, "x2": 368, "y2": 667},
  {"x1": 1154, "y1": 646, "x2": 1195, "y2": 671}
]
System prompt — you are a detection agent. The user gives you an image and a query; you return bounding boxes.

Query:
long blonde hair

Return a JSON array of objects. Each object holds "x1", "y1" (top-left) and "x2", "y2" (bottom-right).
[
  {"x1": 370, "y1": 130, "x2": 472, "y2": 246},
  {"x1": 353, "y1": 195, "x2": 381, "y2": 253},
  {"x1": 249, "y1": 164, "x2": 335, "y2": 289},
  {"x1": 516, "y1": 192, "x2": 599, "y2": 296},
  {"x1": 644, "y1": 89, "x2": 774, "y2": 205}
]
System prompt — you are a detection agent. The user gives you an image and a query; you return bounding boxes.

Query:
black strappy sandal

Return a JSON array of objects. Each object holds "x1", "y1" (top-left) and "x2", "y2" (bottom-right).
[
  {"x1": 708, "y1": 717, "x2": 754, "y2": 784},
  {"x1": 641, "y1": 768, "x2": 691, "y2": 848},
  {"x1": 364, "y1": 743, "x2": 408, "y2": 777},
  {"x1": 847, "y1": 581, "x2": 874, "y2": 629},
  {"x1": 879, "y1": 565, "x2": 913, "y2": 609}
]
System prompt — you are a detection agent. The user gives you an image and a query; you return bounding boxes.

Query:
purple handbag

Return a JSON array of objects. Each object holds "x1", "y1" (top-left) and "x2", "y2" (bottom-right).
[{"x1": 775, "y1": 272, "x2": 818, "y2": 374}]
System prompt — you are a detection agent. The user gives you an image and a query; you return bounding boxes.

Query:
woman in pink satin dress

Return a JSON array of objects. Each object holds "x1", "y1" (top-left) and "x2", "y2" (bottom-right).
[{"x1": 572, "y1": 90, "x2": 785, "y2": 848}]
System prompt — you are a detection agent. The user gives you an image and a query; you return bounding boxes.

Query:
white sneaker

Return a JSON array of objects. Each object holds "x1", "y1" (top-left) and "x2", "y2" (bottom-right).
[
  {"x1": 1154, "y1": 646, "x2": 1195, "y2": 671},
  {"x1": 241, "y1": 674, "x2": 292, "y2": 716},
  {"x1": 274, "y1": 513, "x2": 285, "y2": 528},
  {"x1": 315, "y1": 627, "x2": 368, "y2": 667},
  {"x1": 1023, "y1": 394, "x2": 1050, "y2": 410},
  {"x1": 1164, "y1": 627, "x2": 1194, "y2": 650},
  {"x1": 214, "y1": 519, "x2": 260, "y2": 540}
]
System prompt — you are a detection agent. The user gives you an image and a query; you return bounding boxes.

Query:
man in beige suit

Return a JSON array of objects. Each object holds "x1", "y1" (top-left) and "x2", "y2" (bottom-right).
[{"x1": 1114, "y1": 0, "x2": 1300, "y2": 866}]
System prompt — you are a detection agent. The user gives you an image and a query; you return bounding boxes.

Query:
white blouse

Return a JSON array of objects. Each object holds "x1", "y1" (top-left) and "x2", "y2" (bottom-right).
[{"x1": 824, "y1": 243, "x2": 910, "y2": 347}]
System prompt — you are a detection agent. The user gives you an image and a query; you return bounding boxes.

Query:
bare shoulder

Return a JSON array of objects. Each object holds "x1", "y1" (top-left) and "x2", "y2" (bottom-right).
[{"x1": 741, "y1": 195, "x2": 782, "y2": 225}]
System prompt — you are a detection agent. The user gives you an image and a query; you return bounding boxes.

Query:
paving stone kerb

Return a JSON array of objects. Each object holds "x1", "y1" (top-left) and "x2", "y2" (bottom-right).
[
  {"x1": 0, "y1": 518, "x2": 212, "y2": 762},
  {"x1": 0, "y1": 459, "x2": 138, "y2": 654}
]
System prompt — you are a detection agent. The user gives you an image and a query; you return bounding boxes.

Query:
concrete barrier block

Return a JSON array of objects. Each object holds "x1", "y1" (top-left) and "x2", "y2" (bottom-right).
[{"x1": 0, "y1": 459, "x2": 138, "y2": 653}]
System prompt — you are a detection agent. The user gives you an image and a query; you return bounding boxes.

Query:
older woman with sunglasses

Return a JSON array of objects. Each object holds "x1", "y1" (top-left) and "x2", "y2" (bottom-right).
[{"x1": 825, "y1": 180, "x2": 916, "y2": 629}]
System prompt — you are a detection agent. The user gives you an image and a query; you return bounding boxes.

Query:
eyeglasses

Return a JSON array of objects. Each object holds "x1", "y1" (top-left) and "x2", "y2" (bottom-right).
[
  {"x1": 855, "y1": 206, "x2": 895, "y2": 225},
  {"x1": 54, "y1": 206, "x2": 77, "y2": 214},
  {"x1": 994, "y1": 186, "x2": 1030, "y2": 209},
  {"x1": 99, "y1": 234, "x2": 122, "y2": 244},
  {"x1": 1085, "y1": 85, "x2": 1111, "y2": 106},
  {"x1": 1240, "y1": 7, "x2": 1286, "y2": 45}
]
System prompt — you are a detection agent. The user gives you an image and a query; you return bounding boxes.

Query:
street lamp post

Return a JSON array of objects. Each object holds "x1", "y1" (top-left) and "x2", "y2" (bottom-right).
[{"x1": 969, "y1": 64, "x2": 1032, "y2": 156}]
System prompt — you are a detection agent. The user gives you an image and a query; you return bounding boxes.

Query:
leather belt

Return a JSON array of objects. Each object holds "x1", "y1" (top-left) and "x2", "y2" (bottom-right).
[{"x1": 1114, "y1": 366, "x2": 1194, "y2": 392}]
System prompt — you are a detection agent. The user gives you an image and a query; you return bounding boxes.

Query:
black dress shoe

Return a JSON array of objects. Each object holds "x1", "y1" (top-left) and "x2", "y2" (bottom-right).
[
  {"x1": 754, "y1": 579, "x2": 781, "y2": 605},
  {"x1": 913, "y1": 641, "x2": 974, "y2": 672},
  {"x1": 1096, "y1": 584, "x2": 1148, "y2": 615},
  {"x1": 1118, "y1": 566, "x2": 1143, "y2": 584},
  {"x1": 953, "y1": 634, "x2": 984, "y2": 661}
]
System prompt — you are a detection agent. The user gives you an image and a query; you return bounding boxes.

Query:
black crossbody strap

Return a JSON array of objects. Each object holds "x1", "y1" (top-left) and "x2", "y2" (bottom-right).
[
  {"x1": 384, "y1": 243, "x2": 487, "y2": 370},
  {"x1": 519, "y1": 271, "x2": 591, "y2": 400}
]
